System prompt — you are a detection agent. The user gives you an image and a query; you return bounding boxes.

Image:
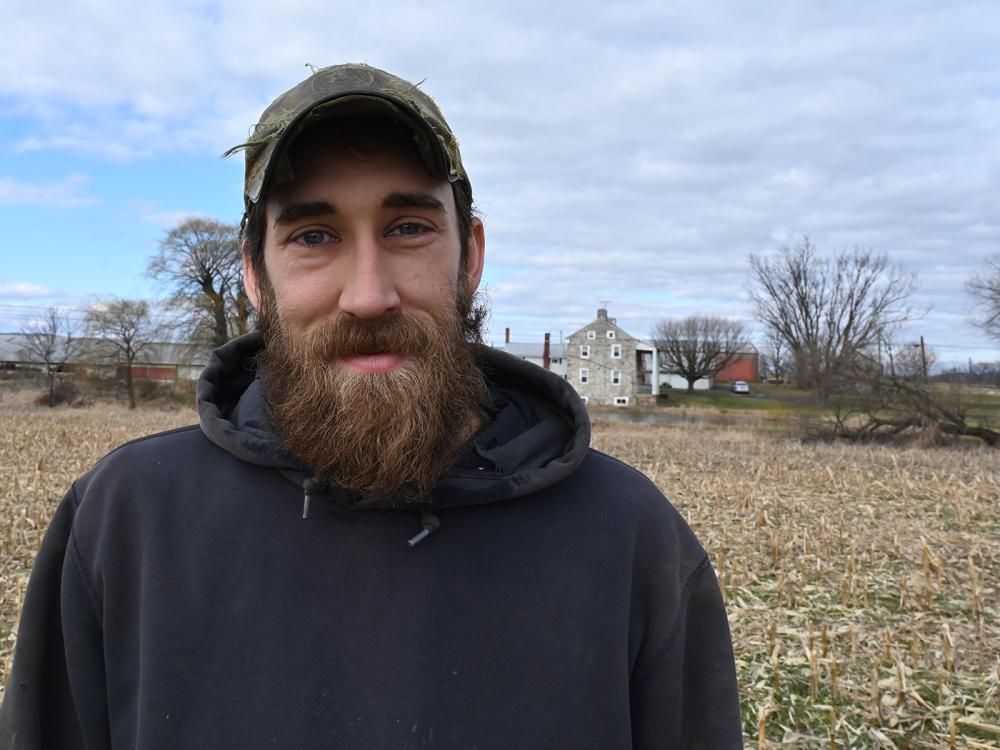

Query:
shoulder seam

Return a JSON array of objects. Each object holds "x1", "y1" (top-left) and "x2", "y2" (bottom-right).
[
  {"x1": 588, "y1": 448, "x2": 661, "y2": 485},
  {"x1": 93, "y1": 423, "x2": 200, "y2": 464},
  {"x1": 635, "y1": 553, "x2": 712, "y2": 682},
  {"x1": 67, "y1": 483, "x2": 104, "y2": 619}
]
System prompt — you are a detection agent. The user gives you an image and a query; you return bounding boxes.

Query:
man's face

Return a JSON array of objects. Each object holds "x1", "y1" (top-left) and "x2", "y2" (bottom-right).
[
  {"x1": 242, "y1": 124, "x2": 489, "y2": 500},
  {"x1": 244, "y1": 127, "x2": 485, "y2": 367}
]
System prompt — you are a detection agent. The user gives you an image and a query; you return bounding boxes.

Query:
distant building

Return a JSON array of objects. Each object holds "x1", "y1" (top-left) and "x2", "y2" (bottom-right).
[
  {"x1": 564, "y1": 308, "x2": 752, "y2": 406},
  {"x1": 564, "y1": 308, "x2": 645, "y2": 407},
  {"x1": 490, "y1": 312, "x2": 759, "y2": 407},
  {"x1": 498, "y1": 341, "x2": 567, "y2": 379},
  {"x1": 714, "y1": 351, "x2": 760, "y2": 384},
  {"x1": 0, "y1": 333, "x2": 210, "y2": 384}
]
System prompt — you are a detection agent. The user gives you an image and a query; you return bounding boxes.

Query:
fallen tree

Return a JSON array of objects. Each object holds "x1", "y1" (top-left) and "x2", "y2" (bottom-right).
[{"x1": 831, "y1": 347, "x2": 998, "y2": 447}]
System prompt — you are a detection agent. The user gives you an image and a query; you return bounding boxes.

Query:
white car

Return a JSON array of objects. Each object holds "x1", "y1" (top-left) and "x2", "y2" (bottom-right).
[{"x1": 730, "y1": 380, "x2": 750, "y2": 394}]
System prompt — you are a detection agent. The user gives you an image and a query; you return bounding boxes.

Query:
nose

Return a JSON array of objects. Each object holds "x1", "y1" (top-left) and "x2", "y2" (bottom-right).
[{"x1": 338, "y1": 238, "x2": 402, "y2": 320}]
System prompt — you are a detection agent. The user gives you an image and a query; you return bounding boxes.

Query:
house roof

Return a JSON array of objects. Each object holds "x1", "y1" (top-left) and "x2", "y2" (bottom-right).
[
  {"x1": 0, "y1": 333, "x2": 34, "y2": 362},
  {"x1": 140, "y1": 342, "x2": 212, "y2": 365},
  {"x1": 0, "y1": 333, "x2": 83, "y2": 362},
  {"x1": 497, "y1": 341, "x2": 566, "y2": 359},
  {"x1": 565, "y1": 308, "x2": 636, "y2": 341}
]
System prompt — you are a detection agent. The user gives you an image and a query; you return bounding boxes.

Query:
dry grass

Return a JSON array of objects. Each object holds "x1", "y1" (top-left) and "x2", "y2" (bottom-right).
[{"x1": 1, "y1": 402, "x2": 997, "y2": 748}]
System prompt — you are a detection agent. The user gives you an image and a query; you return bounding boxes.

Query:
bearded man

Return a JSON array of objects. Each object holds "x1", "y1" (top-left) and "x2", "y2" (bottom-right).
[{"x1": 0, "y1": 65, "x2": 742, "y2": 749}]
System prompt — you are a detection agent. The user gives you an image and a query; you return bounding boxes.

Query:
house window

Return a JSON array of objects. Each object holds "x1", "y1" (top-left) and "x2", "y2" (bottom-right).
[
  {"x1": 614, "y1": 396, "x2": 629, "y2": 407},
  {"x1": 580, "y1": 344, "x2": 590, "y2": 358},
  {"x1": 579, "y1": 367, "x2": 589, "y2": 384},
  {"x1": 580, "y1": 395, "x2": 589, "y2": 404},
  {"x1": 611, "y1": 344, "x2": 621, "y2": 359},
  {"x1": 606, "y1": 330, "x2": 616, "y2": 339},
  {"x1": 612, "y1": 370, "x2": 622, "y2": 385},
  {"x1": 587, "y1": 330, "x2": 596, "y2": 339}
]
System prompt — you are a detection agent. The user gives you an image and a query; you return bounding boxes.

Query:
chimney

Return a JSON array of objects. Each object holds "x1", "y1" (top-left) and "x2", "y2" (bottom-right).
[
  {"x1": 504, "y1": 327, "x2": 510, "y2": 344},
  {"x1": 543, "y1": 333, "x2": 551, "y2": 370},
  {"x1": 597, "y1": 308, "x2": 608, "y2": 321}
]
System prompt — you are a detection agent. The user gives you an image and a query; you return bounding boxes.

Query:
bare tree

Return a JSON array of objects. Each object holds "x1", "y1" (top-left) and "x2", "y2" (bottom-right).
[
  {"x1": 966, "y1": 254, "x2": 1000, "y2": 341},
  {"x1": 651, "y1": 315, "x2": 747, "y2": 393},
  {"x1": 748, "y1": 237, "x2": 917, "y2": 399},
  {"x1": 758, "y1": 329, "x2": 790, "y2": 383},
  {"x1": 148, "y1": 218, "x2": 249, "y2": 348},
  {"x1": 85, "y1": 299, "x2": 156, "y2": 409},
  {"x1": 19, "y1": 307, "x2": 81, "y2": 406}
]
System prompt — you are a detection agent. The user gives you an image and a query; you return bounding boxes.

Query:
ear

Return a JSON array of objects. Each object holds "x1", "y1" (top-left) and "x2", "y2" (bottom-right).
[
  {"x1": 463, "y1": 218, "x2": 486, "y2": 295},
  {"x1": 242, "y1": 242, "x2": 262, "y2": 310}
]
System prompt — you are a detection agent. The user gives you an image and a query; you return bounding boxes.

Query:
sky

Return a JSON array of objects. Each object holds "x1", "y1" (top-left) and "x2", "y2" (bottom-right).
[{"x1": 2, "y1": 0, "x2": 999, "y2": 367}]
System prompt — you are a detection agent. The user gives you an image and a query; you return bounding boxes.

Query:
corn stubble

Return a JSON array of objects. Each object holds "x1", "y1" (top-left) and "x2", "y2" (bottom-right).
[
  {"x1": 1, "y1": 406, "x2": 997, "y2": 748},
  {"x1": 590, "y1": 422, "x2": 998, "y2": 749},
  {"x1": 0, "y1": 404, "x2": 195, "y2": 704}
]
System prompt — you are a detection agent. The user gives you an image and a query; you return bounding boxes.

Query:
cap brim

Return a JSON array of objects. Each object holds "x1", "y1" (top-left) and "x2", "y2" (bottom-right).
[{"x1": 246, "y1": 91, "x2": 452, "y2": 204}]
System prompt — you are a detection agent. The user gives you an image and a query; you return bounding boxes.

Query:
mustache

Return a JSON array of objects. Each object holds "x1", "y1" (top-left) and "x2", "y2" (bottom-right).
[{"x1": 304, "y1": 313, "x2": 435, "y2": 360}]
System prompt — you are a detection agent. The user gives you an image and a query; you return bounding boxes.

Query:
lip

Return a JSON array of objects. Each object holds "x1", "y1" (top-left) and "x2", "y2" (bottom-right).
[{"x1": 339, "y1": 352, "x2": 408, "y2": 374}]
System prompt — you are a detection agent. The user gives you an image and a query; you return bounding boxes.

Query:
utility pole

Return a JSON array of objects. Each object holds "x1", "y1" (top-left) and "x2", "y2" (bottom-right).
[{"x1": 919, "y1": 336, "x2": 928, "y2": 385}]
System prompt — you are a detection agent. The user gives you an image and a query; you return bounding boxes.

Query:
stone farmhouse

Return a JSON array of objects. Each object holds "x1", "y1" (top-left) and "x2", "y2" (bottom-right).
[
  {"x1": 565, "y1": 308, "x2": 758, "y2": 406},
  {"x1": 564, "y1": 308, "x2": 657, "y2": 407}
]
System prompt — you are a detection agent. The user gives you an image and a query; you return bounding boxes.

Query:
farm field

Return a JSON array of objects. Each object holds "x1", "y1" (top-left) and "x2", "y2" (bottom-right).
[{"x1": 1, "y1": 402, "x2": 998, "y2": 748}]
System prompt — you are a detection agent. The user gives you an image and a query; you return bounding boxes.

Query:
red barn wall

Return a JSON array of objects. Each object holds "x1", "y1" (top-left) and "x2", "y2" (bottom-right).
[{"x1": 715, "y1": 354, "x2": 759, "y2": 383}]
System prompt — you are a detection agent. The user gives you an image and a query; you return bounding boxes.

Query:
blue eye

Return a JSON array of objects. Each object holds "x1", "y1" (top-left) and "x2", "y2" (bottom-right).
[
  {"x1": 392, "y1": 222, "x2": 427, "y2": 236},
  {"x1": 297, "y1": 230, "x2": 330, "y2": 246}
]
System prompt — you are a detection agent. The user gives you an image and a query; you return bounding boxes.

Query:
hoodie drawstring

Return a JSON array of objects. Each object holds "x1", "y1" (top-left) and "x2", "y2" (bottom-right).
[
  {"x1": 407, "y1": 511, "x2": 441, "y2": 547},
  {"x1": 302, "y1": 478, "x2": 440, "y2": 546}
]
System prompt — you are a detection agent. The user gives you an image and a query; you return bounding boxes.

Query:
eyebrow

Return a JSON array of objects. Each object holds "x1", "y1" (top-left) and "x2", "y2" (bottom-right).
[
  {"x1": 272, "y1": 192, "x2": 447, "y2": 228},
  {"x1": 381, "y1": 192, "x2": 446, "y2": 213},
  {"x1": 273, "y1": 201, "x2": 337, "y2": 227}
]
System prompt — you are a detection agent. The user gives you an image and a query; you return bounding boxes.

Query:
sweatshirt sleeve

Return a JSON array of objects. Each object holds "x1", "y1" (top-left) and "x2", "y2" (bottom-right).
[
  {"x1": 0, "y1": 486, "x2": 111, "y2": 750},
  {"x1": 629, "y1": 556, "x2": 743, "y2": 750}
]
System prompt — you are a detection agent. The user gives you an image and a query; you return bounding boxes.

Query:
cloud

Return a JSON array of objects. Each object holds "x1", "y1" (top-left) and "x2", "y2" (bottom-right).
[
  {"x1": 0, "y1": 174, "x2": 97, "y2": 207},
  {"x1": 133, "y1": 203, "x2": 209, "y2": 230},
  {"x1": 14, "y1": 133, "x2": 152, "y2": 162},
  {"x1": 0, "y1": 281, "x2": 51, "y2": 297},
  {"x1": 0, "y1": 285, "x2": 82, "y2": 333},
  {"x1": 1, "y1": 0, "x2": 998, "y2": 363}
]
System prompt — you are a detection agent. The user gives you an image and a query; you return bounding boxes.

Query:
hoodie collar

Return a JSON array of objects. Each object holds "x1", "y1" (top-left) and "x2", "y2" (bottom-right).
[{"x1": 197, "y1": 331, "x2": 591, "y2": 509}]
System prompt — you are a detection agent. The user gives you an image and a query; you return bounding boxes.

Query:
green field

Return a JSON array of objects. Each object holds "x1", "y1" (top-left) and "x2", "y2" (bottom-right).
[{"x1": 655, "y1": 383, "x2": 1000, "y2": 429}]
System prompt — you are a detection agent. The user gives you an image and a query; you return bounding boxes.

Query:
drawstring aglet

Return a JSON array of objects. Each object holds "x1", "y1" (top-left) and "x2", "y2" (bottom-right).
[
  {"x1": 407, "y1": 512, "x2": 441, "y2": 547},
  {"x1": 301, "y1": 477, "x2": 328, "y2": 520}
]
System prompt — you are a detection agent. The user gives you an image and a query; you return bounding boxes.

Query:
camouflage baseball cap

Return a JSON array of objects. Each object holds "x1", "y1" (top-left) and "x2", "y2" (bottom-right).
[{"x1": 225, "y1": 63, "x2": 468, "y2": 208}]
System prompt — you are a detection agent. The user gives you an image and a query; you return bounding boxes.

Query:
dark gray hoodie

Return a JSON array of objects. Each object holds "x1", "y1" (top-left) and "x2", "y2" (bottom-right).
[{"x1": 1, "y1": 333, "x2": 742, "y2": 749}]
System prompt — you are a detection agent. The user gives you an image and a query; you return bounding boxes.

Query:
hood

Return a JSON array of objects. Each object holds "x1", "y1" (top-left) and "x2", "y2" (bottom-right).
[{"x1": 197, "y1": 332, "x2": 591, "y2": 511}]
